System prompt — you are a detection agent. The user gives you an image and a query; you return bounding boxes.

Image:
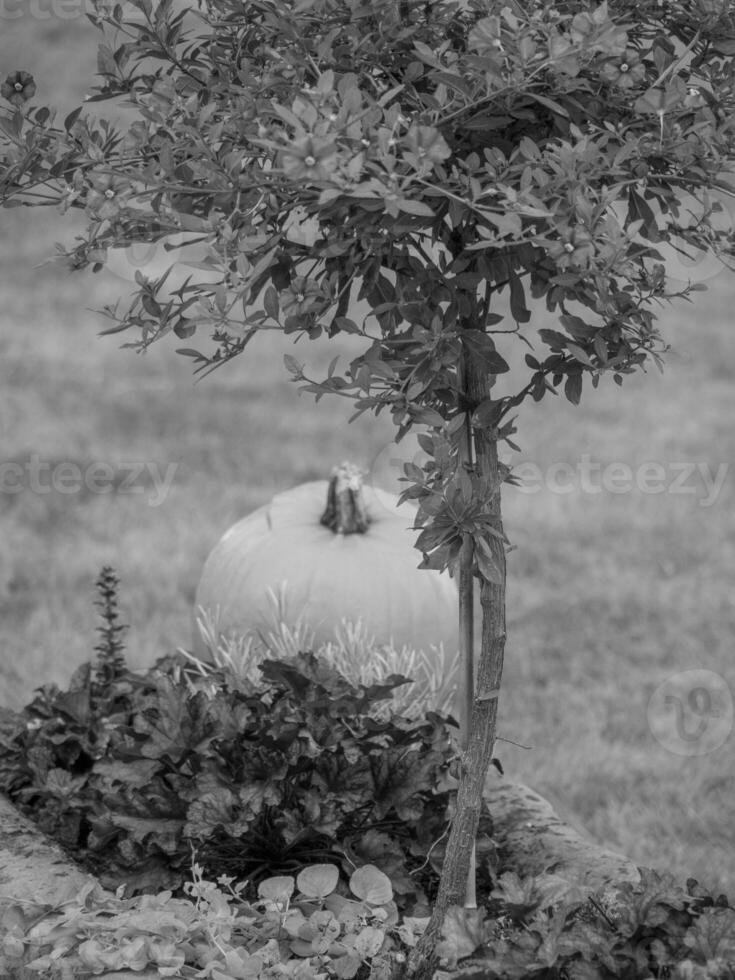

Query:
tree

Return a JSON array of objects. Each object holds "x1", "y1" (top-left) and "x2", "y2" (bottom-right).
[{"x1": 2, "y1": 0, "x2": 735, "y2": 975}]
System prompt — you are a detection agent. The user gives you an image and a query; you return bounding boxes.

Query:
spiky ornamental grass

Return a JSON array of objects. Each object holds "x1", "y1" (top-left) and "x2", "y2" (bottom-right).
[{"x1": 186, "y1": 582, "x2": 460, "y2": 720}]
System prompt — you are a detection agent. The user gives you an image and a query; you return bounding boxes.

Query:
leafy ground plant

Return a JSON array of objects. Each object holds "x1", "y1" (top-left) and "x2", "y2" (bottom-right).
[
  {"x1": 1, "y1": 859, "x2": 733, "y2": 979},
  {"x1": 0, "y1": 570, "x2": 495, "y2": 910},
  {"x1": 1, "y1": 861, "x2": 406, "y2": 979}
]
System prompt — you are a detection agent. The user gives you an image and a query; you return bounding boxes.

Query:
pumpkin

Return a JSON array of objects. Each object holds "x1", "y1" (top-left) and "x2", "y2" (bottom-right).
[{"x1": 193, "y1": 462, "x2": 458, "y2": 668}]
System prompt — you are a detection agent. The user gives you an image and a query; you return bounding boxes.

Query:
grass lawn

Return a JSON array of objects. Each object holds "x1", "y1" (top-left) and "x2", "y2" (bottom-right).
[{"x1": 1, "y1": 8, "x2": 734, "y2": 901}]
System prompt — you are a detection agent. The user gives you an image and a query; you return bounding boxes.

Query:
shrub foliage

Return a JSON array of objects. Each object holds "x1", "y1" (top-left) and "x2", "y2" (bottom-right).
[
  {"x1": 1, "y1": 645, "x2": 488, "y2": 907},
  {"x1": 0, "y1": 573, "x2": 494, "y2": 909}
]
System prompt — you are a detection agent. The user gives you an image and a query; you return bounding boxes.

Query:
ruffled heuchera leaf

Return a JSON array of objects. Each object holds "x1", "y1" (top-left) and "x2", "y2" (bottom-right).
[
  {"x1": 436, "y1": 906, "x2": 489, "y2": 969},
  {"x1": 683, "y1": 907, "x2": 735, "y2": 961},
  {"x1": 396, "y1": 915, "x2": 431, "y2": 948},
  {"x1": 92, "y1": 758, "x2": 161, "y2": 789},
  {"x1": 134, "y1": 675, "x2": 210, "y2": 763},
  {"x1": 183, "y1": 788, "x2": 241, "y2": 839},
  {"x1": 349, "y1": 866, "x2": 394, "y2": 907}
]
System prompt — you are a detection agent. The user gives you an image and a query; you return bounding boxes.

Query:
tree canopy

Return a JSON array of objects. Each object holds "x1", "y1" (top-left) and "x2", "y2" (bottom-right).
[{"x1": 4, "y1": 0, "x2": 735, "y2": 570}]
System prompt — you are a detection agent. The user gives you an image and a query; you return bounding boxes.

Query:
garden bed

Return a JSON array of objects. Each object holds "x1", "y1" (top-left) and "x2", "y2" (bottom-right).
[
  {"x1": 0, "y1": 773, "x2": 640, "y2": 979},
  {"x1": 0, "y1": 776, "x2": 638, "y2": 919}
]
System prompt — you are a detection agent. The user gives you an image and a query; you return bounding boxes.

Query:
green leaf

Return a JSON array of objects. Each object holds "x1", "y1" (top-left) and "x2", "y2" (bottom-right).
[
  {"x1": 297, "y1": 865, "x2": 340, "y2": 899},
  {"x1": 107, "y1": 813, "x2": 183, "y2": 848},
  {"x1": 416, "y1": 522, "x2": 456, "y2": 554},
  {"x1": 627, "y1": 190, "x2": 662, "y2": 243},
  {"x1": 214, "y1": 282, "x2": 228, "y2": 314},
  {"x1": 509, "y1": 272, "x2": 531, "y2": 324},
  {"x1": 461, "y1": 331, "x2": 510, "y2": 374},
  {"x1": 526, "y1": 91, "x2": 570, "y2": 119},
  {"x1": 548, "y1": 33, "x2": 580, "y2": 76},
  {"x1": 412, "y1": 40, "x2": 442, "y2": 67},
  {"x1": 47, "y1": 689, "x2": 91, "y2": 725},
  {"x1": 437, "y1": 906, "x2": 488, "y2": 968},
  {"x1": 264, "y1": 285, "x2": 280, "y2": 320},
  {"x1": 468, "y1": 16, "x2": 502, "y2": 57},
  {"x1": 332, "y1": 316, "x2": 360, "y2": 334},
  {"x1": 349, "y1": 866, "x2": 393, "y2": 906},
  {"x1": 684, "y1": 907, "x2": 735, "y2": 961},
  {"x1": 474, "y1": 537, "x2": 504, "y2": 584},
  {"x1": 259, "y1": 875, "x2": 296, "y2": 904},
  {"x1": 712, "y1": 38, "x2": 735, "y2": 55},
  {"x1": 566, "y1": 342, "x2": 593, "y2": 367},
  {"x1": 482, "y1": 210, "x2": 523, "y2": 238},
  {"x1": 409, "y1": 406, "x2": 445, "y2": 426},
  {"x1": 63, "y1": 105, "x2": 83, "y2": 132},
  {"x1": 133, "y1": 675, "x2": 200, "y2": 763},
  {"x1": 539, "y1": 329, "x2": 569, "y2": 350},
  {"x1": 352, "y1": 925, "x2": 386, "y2": 958},
  {"x1": 332, "y1": 953, "x2": 363, "y2": 978},
  {"x1": 397, "y1": 198, "x2": 435, "y2": 218},
  {"x1": 634, "y1": 79, "x2": 686, "y2": 116},
  {"x1": 173, "y1": 319, "x2": 196, "y2": 339},
  {"x1": 472, "y1": 398, "x2": 504, "y2": 428},
  {"x1": 491, "y1": 870, "x2": 537, "y2": 909},
  {"x1": 564, "y1": 373, "x2": 583, "y2": 405},
  {"x1": 283, "y1": 353, "x2": 303, "y2": 376},
  {"x1": 271, "y1": 102, "x2": 308, "y2": 133},
  {"x1": 93, "y1": 758, "x2": 161, "y2": 788},
  {"x1": 558, "y1": 315, "x2": 596, "y2": 340}
]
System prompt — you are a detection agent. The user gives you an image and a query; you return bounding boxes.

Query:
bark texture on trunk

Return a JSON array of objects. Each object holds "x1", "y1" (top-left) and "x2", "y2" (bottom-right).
[
  {"x1": 406, "y1": 347, "x2": 507, "y2": 980},
  {"x1": 457, "y1": 533, "x2": 477, "y2": 908}
]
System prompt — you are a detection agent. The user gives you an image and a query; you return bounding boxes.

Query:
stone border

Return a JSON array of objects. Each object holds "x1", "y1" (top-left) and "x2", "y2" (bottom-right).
[
  {"x1": 0, "y1": 792, "x2": 109, "y2": 917},
  {"x1": 483, "y1": 769, "x2": 640, "y2": 890},
  {"x1": 0, "y1": 794, "x2": 130, "y2": 979}
]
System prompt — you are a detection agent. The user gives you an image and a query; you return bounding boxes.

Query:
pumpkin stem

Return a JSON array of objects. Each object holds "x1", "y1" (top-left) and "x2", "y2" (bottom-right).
[{"x1": 320, "y1": 462, "x2": 372, "y2": 535}]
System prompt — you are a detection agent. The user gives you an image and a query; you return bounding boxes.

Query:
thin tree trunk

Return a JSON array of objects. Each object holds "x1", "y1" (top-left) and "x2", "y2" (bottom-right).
[
  {"x1": 457, "y1": 532, "x2": 476, "y2": 909},
  {"x1": 406, "y1": 347, "x2": 507, "y2": 980}
]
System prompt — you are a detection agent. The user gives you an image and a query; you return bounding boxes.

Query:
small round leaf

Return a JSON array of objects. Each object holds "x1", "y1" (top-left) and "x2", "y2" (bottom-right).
[
  {"x1": 353, "y1": 925, "x2": 386, "y2": 958},
  {"x1": 297, "y1": 864, "x2": 340, "y2": 899},
  {"x1": 258, "y1": 875, "x2": 295, "y2": 904},
  {"x1": 348, "y1": 865, "x2": 393, "y2": 906}
]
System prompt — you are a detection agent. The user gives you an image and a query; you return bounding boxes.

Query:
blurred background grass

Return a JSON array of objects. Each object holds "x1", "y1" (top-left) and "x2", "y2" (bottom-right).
[{"x1": 1, "y1": 7, "x2": 734, "y2": 898}]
